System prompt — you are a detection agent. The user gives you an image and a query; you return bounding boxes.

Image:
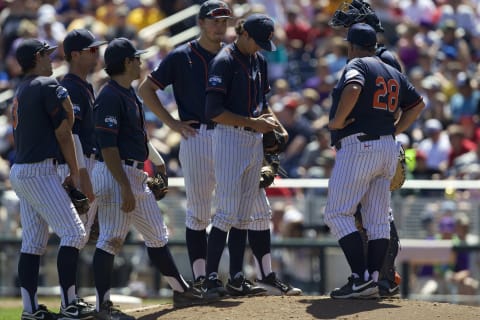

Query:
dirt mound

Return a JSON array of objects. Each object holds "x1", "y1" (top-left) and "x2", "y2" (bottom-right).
[{"x1": 127, "y1": 296, "x2": 480, "y2": 320}]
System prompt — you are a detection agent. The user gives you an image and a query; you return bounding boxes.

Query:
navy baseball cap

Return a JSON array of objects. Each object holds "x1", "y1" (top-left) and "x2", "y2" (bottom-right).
[
  {"x1": 63, "y1": 29, "x2": 107, "y2": 55},
  {"x1": 104, "y1": 38, "x2": 148, "y2": 67},
  {"x1": 15, "y1": 39, "x2": 57, "y2": 66},
  {"x1": 244, "y1": 14, "x2": 276, "y2": 52},
  {"x1": 346, "y1": 23, "x2": 377, "y2": 48},
  {"x1": 198, "y1": 0, "x2": 232, "y2": 19}
]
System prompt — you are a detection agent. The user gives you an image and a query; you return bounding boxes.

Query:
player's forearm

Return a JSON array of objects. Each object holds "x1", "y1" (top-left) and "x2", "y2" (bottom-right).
[
  {"x1": 55, "y1": 120, "x2": 79, "y2": 177},
  {"x1": 331, "y1": 84, "x2": 361, "y2": 126},
  {"x1": 100, "y1": 147, "x2": 131, "y2": 189},
  {"x1": 139, "y1": 78, "x2": 176, "y2": 127},
  {"x1": 394, "y1": 101, "x2": 425, "y2": 135}
]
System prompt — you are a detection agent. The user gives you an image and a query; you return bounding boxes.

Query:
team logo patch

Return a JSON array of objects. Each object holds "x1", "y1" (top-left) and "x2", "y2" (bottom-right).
[
  {"x1": 56, "y1": 86, "x2": 69, "y2": 99},
  {"x1": 104, "y1": 115, "x2": 117, "y2": 127},
  {"x1": 345, "y1": 69, "x2": 360, "y2": 80},
  {"x1": 208, "y1": 75, "x2": 222, "y2": 86},
  {"x1": 72, "y1": 104, "x2": 81, "y2": 115}
]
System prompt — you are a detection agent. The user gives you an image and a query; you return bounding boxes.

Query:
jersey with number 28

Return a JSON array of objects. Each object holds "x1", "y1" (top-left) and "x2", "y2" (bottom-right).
[{"x1": 329, "y1": 56, "x2": 422, "y2": 145}]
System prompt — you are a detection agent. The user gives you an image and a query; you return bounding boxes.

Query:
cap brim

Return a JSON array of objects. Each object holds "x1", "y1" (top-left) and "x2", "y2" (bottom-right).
[
  {"x1": 134, "y1": 49, "x2": 148, "y2": 56},
  {"x1": 255, "y1": 40, "x2": 276, "y2": 52},
  {"x1": 88, "y1": 40, "x2": 108, "y2": 48},
  {"x1": 43, "y1": 46, "x2": 58, "y2": 55}
]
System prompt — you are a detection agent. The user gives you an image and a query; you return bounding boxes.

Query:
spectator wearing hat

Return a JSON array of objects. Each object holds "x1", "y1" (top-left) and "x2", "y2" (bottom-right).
[
  {"x1": 449, "y1": 72, "x2": 480, "y2": 123},
  {"x1": 446, "y1": 123, "x2": 476, "y2": 168},
  {"x1": 417, "y1": 118, "x2": 451, "y2": 176}
]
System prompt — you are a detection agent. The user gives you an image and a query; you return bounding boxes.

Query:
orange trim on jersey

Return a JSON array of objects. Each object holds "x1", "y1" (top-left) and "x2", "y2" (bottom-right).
[
  {"x1": 96, "y1": 126, "x2": 118, "y2": 134},
  {"x1": 189, "y1": 42, "x2": 209, "y2": 89},
  {"x1": 206, "y1": 87, "x2": 226, "y2": 93},
  {"x1": 402, "y1": 97, "x2": 423, "y2": 112},
  {"x1": 148, "y1": 75, "x2": 165, "y2": 90}
]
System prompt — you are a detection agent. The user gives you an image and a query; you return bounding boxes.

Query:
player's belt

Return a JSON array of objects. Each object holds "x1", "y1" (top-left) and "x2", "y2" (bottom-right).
[
  {"x1": 123, "y1": 159, "x2": 144, "y2": 170},
  {"x1": 335, "y1": 134, "x2": 393, "y2": 150},
  {"x1": 84, "y1": 152, "x2": 99, "y2": 161},
  {"x1": 233, "y1": 126, "x2": 256, "y2": 132},
  {"x1": 190, "y1": 123, "x2": 216, "y2": 130}
]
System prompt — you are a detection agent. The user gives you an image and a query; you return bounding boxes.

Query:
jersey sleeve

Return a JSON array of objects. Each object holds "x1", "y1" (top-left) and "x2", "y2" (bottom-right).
[
  {"x1": 94, "y1": 91, "x2": 122, "y2": 149},
  {"x1": 259, "y1": 55, "x2": 270, "y2": 112},
  {"x1": 43, "y1": 79, "x2": 69, "y2": 129},
  {"x1": 343, "y1": 58, "x2": 366, "y2": 87},
  {"x1": 61, "y1": 80, "x2": 85, "y2": 135},
  {"x1": 148, "y1": 50, "x2": 181, "y2": 90}
]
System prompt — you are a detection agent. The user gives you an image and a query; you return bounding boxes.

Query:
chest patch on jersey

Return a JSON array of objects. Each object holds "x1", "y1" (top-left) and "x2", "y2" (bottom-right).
[
  {"x1": 104, "y1": 115, "x2": 118, "y2": 127},
  {"x1": 208, "y1": 75, "x2": 222, "y2": 86},
  {"x1": 345, "y1": 69, "x2": 360, "y2": 80},
  {"x1": 72, "y1": 104, "x2": 81, "y2": 115},
  {"x1": 56, "y1": 86, "x2": 69, "y2": 99}
]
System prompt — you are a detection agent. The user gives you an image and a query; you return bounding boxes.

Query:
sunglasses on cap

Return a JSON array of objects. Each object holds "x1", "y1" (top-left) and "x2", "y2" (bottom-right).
[
  {"x1": 82, "y1": 46, "x2": 99, "y2": 54},
  {"x1": 206, "y1": 7, "x2": 232, "y2": 18}
]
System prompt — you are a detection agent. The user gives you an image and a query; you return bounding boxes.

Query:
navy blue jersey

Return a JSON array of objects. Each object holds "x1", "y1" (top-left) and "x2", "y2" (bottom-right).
[
  {"x1": 148, "y1": 40, "x2": 216, "y2": 125},
  {"x1": 376, "y1": 45, "x2": 402, "y2": 72},
  {"x1": 13, "y1": 76, "x2": 69, "y2": 163},
  {"x1": 60, "y1": 73, "x2": 96, "y2": 156},
  {"x1": 329, "y1": 56, "x2": 422, "y2": 145},
  {"x1": 206, "y1": 43, "x2": 270, "y2": 117},
  {"x1": 94, "y1": 80, "x2": 148, "y2": 162}
]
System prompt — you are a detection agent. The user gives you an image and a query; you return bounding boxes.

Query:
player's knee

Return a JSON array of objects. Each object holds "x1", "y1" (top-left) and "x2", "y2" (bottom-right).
[
  {"x1": 185, "y1": 216, "x2": 210, "y2": 230},
  {"x1": 98, "y1": 237, "x2": 125, "y2": 255},
  {"x1": 366, "y1": 223, "x2": 390, "y2": 240}
]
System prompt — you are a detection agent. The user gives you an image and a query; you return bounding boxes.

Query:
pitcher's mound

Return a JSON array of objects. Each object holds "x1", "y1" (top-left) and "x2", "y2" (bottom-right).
[{"x1": 124, "y1": 296, "x2": 480, "y2": 320}]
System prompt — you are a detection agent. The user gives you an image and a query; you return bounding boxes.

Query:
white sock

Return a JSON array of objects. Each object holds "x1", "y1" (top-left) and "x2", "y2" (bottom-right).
[
  {"x1": 192, "y1": 259, "x2": 206, "y2": 280},
  {"x1": 364, "y1": 270, "x2": 370, "y2": 282},
  {"x1": 371, "y1": 271, "x2": 379, "y2": 282},
  {"x1": 21, "y1": 287, "x2": 37, "y2": 313},
  {"x1": 61, "y1": 285, "x2": 76, "y2": 307},
  {"x1": 165, "y1": 275, "x2": 187, "y2": 292},
  {"x1": 96, "y1": 289, "x2": 110, "y2": 311}
]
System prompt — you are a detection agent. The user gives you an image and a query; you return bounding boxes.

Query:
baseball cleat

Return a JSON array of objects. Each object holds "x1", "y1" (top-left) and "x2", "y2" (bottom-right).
[
  {"x1": 58, "y1": 297, "x2": 96, "y2": 319},
  {"x1": 21, "y1": 305, "x2": 56, "y2": 320},
  {"x1": 378, "y1": 279, "x2": 400, "y2": 298},
  {"x1": 204, "y1": 273, "x2": 229, "y2": 298},
  {"x1": 330, "y1": 277, "x2": 379, "y2": 299},
  {"x1": 173, "y1": 285, "x2": 218, "y2": 308},
  {"x1": 95, "y1": 300, "x2": 135, "y2": 320},
  {"x1": 256, "y1": 272, "x2": 302, "y2": 296},
  {"x1": 226, "y1": 273, "x2": 268, "y2": 297}
]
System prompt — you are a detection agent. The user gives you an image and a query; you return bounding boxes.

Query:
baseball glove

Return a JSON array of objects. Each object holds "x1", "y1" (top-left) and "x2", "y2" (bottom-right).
[
  {"x1": 263, "y1": 130, "x2": 287, "y2": 153},
  {"x1": 390, "y1": 143, "x2": 406, "y2": 191},
  {"x1": 147, "y1": 171, "x2": 168, "y2": 201},
  {"x1": 259, "y1": 153, "x2": 282, "y2": 188},
  {"x1": 64, "y1": 184, "x2": 90, "y2": 215}
]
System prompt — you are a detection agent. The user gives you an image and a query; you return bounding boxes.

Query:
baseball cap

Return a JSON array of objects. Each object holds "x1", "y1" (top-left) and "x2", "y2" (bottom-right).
[
  {"x1": 104, "y1": 38, "x2": 148, "y2": 67},
  {"x1": 63, "y1": 29, "x2": 107, "y2": 55},
  {"x1": 198, "y1": 0, "x2": 232, "y2": 19},
  {"x1": 15, "y1": 39, "x2": 57, "y2": 66},
  {"x1": 424, "y1": 118, "x2": 442, "y2": 134},
  {"x1": 346, "y1": 23, "x2": 377, "y2": 48},
  {"x1": 244, "y1": 13, "x2": 276, "y2": 52}
]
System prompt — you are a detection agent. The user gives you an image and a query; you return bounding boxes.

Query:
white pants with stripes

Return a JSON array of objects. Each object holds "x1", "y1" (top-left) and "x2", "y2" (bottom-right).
[
  {"x1": 57, "y1": 156, "x2": 98, "y2": 245},
  {"x1": 179, "y1": 125, "x2": 216, "y2": 230},
  {"x1": 10, "y1": 159, "x2": 86, "y2": 255},
  {"x1": 324, "y1": 133, "x2": 398, "y2": 241},
  {"x1": 92, "y1": 162, "x2": 169, "y2": 255},
  {"x1": 211, "y1": 125, "x2": 267, "y2": 231}
]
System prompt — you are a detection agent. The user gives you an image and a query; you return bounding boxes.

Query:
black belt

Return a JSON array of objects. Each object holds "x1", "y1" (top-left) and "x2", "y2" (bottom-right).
[
  {"x1": 233, "y1": 126, "x2": 256, "y2": 132},
  {"x1": 124, "y1": 159, "x2": 144, "y2": 169},
  {"x1": 335, "y1": 134, "x2": 392, "y2": 150},
  {"x1": 85, "y1": 152, "x2": 99, "y2": 160},
  {"x1": 190, "y1": 123, "x2": 216, "y2": 130},
  {"x1": 99, "y1": 159, "x2": 144, "y2": 170}
]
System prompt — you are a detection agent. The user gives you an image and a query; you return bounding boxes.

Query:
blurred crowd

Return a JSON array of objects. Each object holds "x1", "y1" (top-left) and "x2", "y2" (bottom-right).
[{"x1": 1, "y1": 0, "x2": 480, "y2": 297}]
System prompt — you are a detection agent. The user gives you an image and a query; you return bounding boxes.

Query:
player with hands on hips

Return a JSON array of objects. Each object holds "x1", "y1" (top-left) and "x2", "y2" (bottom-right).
[
  {"x1": 203, "y1": 13, "x2": 301, "y2": 297},
  {"x1": 138, "y1": 0, "x2": 232, "y2": 288},
  {"x1": 91, "y1": 38, "x2": 212, "y2": 317},
  {"x1": 324, "y1": 23, "x2": 425, "y2": 299},
  {"x1": 11, "y1": 39, "x2": 95, "y2": 320},
  {"x1": 330, "y1": 0, "x2": 407, "y2": 298}
]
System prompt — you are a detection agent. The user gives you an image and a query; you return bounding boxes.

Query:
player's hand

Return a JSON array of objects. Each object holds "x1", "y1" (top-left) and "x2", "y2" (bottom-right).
[
  {"x1": 120, "y1": 185, "x2": 135, "y2": 213},
  {"x1": 171, "y1": 120, "x2": 198, "y2": 139},
  {"x1": 251, "y1": 114, "x2": 279, "y2": 133},
  {"x1": 79, "y1": 168, "x2": 95, "y2": 203},
  {"x1": 64, "y1": 173, "x2": 79, "y2": 190},
  {"x1": 328, "y1": 118, "x2": 355, "y2": 130}
]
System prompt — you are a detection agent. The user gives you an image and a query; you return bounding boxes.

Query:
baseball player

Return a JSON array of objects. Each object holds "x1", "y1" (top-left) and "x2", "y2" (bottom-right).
[
  {"x1": 11, "y1": 39, "x2": 95, "y2": 319},
  {"x1": 203, "y1": 13, "x2": 295, "y2": 297},
  {"x1": 57, "y1": 29, "x2": 107, "y2": 242},
  {"x1": 324, "y1": 23, "x2": 425, "y2": 299},
  {"x1": 330, "y1": 0, "x2": 404, "y2": 297},
  {"x1": 139, "y1": 1, "x2": 301, "y2": 296},
  {"x1": 92, "y1": 38, "x2": 209, "y2": 317}
]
